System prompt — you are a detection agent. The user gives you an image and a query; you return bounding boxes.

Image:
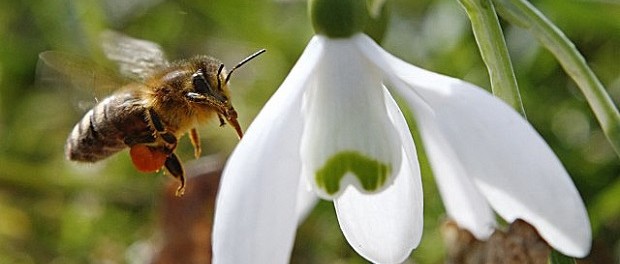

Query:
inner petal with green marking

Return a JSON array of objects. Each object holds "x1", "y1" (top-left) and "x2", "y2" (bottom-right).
[{"x1": 315, "y1": 151, "x2": 392, "y2": 195}]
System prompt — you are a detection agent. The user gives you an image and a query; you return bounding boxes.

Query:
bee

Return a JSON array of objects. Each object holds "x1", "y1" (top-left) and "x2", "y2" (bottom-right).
[{"x1": 39, "y1": 31, "x2": 265, "y2": 196}]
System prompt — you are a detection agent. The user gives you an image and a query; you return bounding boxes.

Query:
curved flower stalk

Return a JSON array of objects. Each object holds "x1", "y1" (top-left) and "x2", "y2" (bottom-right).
[
  {"x1": 457, "y1": 0, "x2": 526, "y2": 117},
  {"x1": 493, "y1": 0, "x2": 620, "y2": 158},
  {"x1": 212, "y1": 0, "x2": 591, "y2": 263}
]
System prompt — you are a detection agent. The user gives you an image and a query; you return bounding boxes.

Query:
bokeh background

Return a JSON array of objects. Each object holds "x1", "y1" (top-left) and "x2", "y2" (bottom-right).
[{"x1": 0, "y1": 0, "x2": 618, "y2": 263}]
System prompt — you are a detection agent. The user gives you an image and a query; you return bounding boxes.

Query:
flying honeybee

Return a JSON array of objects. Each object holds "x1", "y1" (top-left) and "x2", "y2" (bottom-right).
[{"x1": 39, "y1": 31, "x2": 265, "y2": 196}]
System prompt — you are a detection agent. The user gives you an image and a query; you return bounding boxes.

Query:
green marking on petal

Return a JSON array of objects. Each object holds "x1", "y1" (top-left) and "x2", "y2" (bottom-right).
[{"x1": 315, "y1": 151, "x2": 391, "y2": 195}]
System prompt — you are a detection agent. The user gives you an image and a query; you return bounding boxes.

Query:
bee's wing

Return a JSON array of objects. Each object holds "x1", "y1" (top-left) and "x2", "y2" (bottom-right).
[
  {"x1": 37, "y1": 51, "x2": 124, "y2": 112},
  {"x1": 100, "y1": 30, "x2": 170, "y2": 81}
]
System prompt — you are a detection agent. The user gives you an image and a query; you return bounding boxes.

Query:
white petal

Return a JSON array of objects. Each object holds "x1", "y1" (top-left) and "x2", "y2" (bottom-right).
[
  {"x1": 295, "y1": 176, "x2": 318, "y2": 224},
  {"x1": 212, "y1": 37, "x2": 324, "y2": 264},
  {"x1": 355, "y1": 34, "x2": 496, "y2": 240},
  {"x1": 300, "y1": 36, "x2": 402, "y2": 199},
  {"x1": 405, "y1": 96, "x2": 497, "y2": 239},
  {"x1": 358, "y1": 34, "x2": 591, "y2": 257},
  {"x1": 334, "y1": 89, "x2": 423, "y2": 264}
]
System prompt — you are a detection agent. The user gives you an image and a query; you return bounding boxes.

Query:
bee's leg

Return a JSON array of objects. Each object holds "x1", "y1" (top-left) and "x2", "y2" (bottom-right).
[
  {"x1": 189, "y1": 128, "x2": 201, "y2": 159},
  {"x1": 146, "y1": 108, "x2": 178, "y2": 150},
  {"x1": 217, "y1": 113, "x2": 226, "y2": 127},
  {"x1": 159, "y1": 132, "x2": 178, "y2": 151},
  {"x1": 146, "y1": 108, "x2": 185, "y2": 196},
  {"x1": 164, "y1": 153, "x2": 185, "y2": 197},
  {"x1": 147, "y1": 108, "x2": 166, "y2": 132}
]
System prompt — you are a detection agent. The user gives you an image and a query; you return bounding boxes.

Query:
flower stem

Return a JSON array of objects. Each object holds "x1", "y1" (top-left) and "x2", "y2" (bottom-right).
[
  {"x1": 457, "y1": 0, "x2": 526, "y2": 117},
  {"x1": 493, "y1": 0, "x2": 620, "y2": 158}
]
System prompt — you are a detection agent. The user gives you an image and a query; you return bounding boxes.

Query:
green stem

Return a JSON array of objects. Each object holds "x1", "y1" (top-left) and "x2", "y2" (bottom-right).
[
  {"x1": 493, "y1": 0, "x2": 620, "y2": 158},
  {"x1": 457, "y1": 0, "x2": 526, "y2": 117}
]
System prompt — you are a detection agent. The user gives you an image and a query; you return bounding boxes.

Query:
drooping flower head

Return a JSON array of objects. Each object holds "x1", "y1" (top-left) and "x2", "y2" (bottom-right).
[{"x1": 212, "y1": 0, "x2": 591, "y2": 263}]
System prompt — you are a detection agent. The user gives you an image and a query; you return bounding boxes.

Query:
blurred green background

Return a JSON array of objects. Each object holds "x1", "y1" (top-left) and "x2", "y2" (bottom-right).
[{"x1": 0, "y1": 0, "x2": 618, "y2": 263}]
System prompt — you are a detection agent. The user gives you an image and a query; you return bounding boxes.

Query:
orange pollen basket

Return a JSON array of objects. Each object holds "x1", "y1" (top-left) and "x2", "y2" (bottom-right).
[{"x1": 130, "y1": 145, "x2": 168, "y2": 172}]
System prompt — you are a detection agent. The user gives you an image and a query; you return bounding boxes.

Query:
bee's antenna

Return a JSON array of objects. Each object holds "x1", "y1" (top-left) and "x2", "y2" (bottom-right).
[
  {"x1": 216, "y1": 64, "x2": 225, "y2": 90},
  {"x1": 225, "y1": 49, "x2": 266, "y2": 84}
]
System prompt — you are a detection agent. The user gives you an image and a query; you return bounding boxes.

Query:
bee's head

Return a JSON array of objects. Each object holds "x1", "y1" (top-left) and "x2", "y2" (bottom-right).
[
  {"x1": 185, "y1": 49, "x2": 265, "y2": 138},
  {"x1": 182, "y1": 61, "x2": 240, "y2": 137},
  {"x1": 186, "y1": 62, "x2": 231, "y2": 108},
  {"x1": 183, "y1": 49, "x2": 265, "y2": 139}
]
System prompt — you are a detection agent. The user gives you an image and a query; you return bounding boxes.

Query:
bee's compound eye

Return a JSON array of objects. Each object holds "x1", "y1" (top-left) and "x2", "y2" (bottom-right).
[{"x1": 191, "y1": 70, "x2": 212, "y2": 95}]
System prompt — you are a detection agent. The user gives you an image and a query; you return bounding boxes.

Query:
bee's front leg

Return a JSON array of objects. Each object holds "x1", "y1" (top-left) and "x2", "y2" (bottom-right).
[
  {"x1": 217, "y1": 113, "x2": 226, "y2": 127},
  {"x1": 189, "y1": 128, "x2": 201, "y2": 159}
]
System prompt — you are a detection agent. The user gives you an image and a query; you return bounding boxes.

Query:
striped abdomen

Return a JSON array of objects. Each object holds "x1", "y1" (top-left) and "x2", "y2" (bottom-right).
[{"x1": 66, "y1": 90, "x2": 150, "y2": 162}]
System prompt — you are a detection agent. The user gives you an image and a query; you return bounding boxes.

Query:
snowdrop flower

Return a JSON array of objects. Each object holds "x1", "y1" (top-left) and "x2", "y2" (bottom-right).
[{"x1": 212, "y1": 0, "x2": 591, "y2": 263}]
